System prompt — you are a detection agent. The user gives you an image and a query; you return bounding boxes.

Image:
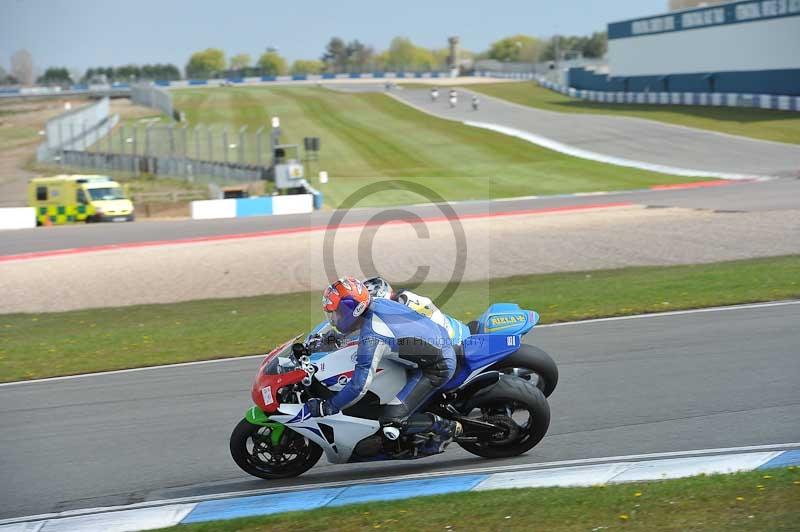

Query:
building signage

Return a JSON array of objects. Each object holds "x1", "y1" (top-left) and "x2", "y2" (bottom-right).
[{"x1": 609, "y1": 0, "x2": 800, "y2": 39}]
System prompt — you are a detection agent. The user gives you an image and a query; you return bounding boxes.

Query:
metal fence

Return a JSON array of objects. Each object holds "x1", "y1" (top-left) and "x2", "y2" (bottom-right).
[
  {"x1": 87, "y1": 122, "x2": 272, "y2": 166},
  {"x1": 36, "y1": 97, "x2": 119, "y2": 161},
  {"x1": 40, "y1": 99, "x2": 275, "y2": 182},
  {"x1": 58, "y1": 149, "x2": 268, "y2": 183},
  {"x1": 131, "y1": 84, "x2": 174, "y2": 118}
]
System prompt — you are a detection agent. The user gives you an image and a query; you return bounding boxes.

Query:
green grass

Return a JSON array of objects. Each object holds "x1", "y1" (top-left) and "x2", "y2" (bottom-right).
[
  {"x1": 0, "y1": 125, "x2": 39, "y2": 152},
  {"x1": 170, "y1": 86, "x2": 702, "y2": 207},
  {"x1": 469, "y1": 82, "x2": 800, "y2": 145},
  {"x1": 161, "y1": 468, "x2": 800, "y2": 531},
  {"x1": 1, "y1": 255, "x2": 798, "y2": 383}
]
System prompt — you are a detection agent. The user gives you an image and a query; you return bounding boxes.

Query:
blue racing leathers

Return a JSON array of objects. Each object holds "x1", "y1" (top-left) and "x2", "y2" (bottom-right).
[{"x1": 326, "y1": 298, "x2": 457, "y2": 416}]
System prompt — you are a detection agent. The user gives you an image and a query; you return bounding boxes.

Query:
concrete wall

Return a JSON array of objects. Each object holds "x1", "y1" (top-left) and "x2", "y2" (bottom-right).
[
  {"x1": 609, "y1": 15, "x2": 800, "y2": 77},
  {"x1": 191, "y1": 194, "x2": 314, "y2": 220},
  {"x1": 0, "y1": 208, "x2": 36, "y2": 230},
  {"x1": 606, "y1": 0, "x2": 800, "y2": 95}
]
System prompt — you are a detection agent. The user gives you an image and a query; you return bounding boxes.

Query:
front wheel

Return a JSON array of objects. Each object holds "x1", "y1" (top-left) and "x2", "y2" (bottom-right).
[
  {"x1": 230, "y1": 418, "x2": 323, "y2": 479},
  {"x1": 458, "y1": 376, "x2": 550, "y2": 459}
]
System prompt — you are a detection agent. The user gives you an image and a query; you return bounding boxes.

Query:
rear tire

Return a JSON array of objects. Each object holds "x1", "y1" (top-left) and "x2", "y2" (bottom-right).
[
  {"x1": 230, "y1": 418, "x2": 322, "y2": 479},
  {"x1": 459, "y1": 376, "x2": 550, "y2": 459}
]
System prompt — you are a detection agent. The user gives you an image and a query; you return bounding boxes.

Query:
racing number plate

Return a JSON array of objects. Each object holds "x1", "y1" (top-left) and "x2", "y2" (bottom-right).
[{"x1": 261, "y1": 386, "x2": 274, "y2": 406}]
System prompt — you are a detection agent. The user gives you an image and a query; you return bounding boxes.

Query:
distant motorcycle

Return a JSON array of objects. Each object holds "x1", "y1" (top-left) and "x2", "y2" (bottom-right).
[
  {"x1": 230, "y1": 303, "x2": 558, "y2": 479},
  {"x1": 472, "y1": 96, "x2": 480, "y2": 111},
  {"x1": 431, "y1": 88, "x2": 439, "y2": 101}
]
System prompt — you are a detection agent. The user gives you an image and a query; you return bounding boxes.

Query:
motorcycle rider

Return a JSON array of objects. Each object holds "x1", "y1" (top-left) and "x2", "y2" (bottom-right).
[
  {"x1": 306, "y1": 276, "x2": 461, "y2": 454},
  {"x1": 363, "y1": 276, "x2": 470, "y2": 345},
  {"x1": 449, "y1": 89, "x2": 457, "y2": 108}
]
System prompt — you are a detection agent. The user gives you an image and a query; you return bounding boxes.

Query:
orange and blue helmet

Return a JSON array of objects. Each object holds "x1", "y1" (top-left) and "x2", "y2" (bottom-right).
[{"x1": 322, "y1": 277, "x2": 371, "y2": 333}]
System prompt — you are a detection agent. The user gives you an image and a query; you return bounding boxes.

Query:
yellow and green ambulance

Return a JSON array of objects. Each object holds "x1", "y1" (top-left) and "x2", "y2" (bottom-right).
[{"x1": 28, "y1": 175, "x2": 135, "y2": 225}]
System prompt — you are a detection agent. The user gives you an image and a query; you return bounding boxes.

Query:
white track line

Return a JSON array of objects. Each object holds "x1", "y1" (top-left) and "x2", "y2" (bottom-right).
[
  {"x1": 2, "y1": 442, "x2": 798, "y2": 525},
  {"x1": 465, "y1": 121, "x2": 764, "y2": 181},
  {"x1": 537, "y1": 299, "x2": 800, "y2": 328},
  {"x1": 386, "y1": 92, "x2": 766, "y2": 181},
  {"x1": 1, "y1": 300, "x2": 797, "y2": 388}
]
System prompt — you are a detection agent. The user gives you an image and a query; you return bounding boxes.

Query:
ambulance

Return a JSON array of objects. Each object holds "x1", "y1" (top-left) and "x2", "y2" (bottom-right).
[{"x1": 28, "y1": 175, "x2": 135, "y2": 225}]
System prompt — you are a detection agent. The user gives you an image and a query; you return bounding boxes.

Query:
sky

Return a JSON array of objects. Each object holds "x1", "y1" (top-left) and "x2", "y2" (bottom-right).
[{"x1": 0, "y1": 0, "x2": 667, "y2": 74}]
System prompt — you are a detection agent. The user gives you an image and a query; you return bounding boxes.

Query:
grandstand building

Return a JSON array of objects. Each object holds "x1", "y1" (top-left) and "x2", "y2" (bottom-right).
[{"x1": 568, "y1": 0, "x2": 800, "y2": 95}]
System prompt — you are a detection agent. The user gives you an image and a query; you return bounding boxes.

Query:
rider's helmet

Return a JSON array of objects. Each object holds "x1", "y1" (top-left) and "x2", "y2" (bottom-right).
[
  {"x1": 322, "y1": 277, "x2": 371, "y2": 334},
  {"x1": 363, "y1": 276, "x2": 394, "y2": 300}
]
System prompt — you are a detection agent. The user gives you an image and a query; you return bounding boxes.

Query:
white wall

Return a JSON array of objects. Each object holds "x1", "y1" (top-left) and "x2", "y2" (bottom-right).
[
  {"x1": 0, "y1": 208, "x2": 36, "y2": 230},
  {"x1": 190, "y1": 199, "x2": 236, "y2": 220},
  {"x1": 609, "y1": 15, "x2": 800, "y2": 76},
  {"x1": 272, "y1": 194, "x2": 313, "y2": 215}
]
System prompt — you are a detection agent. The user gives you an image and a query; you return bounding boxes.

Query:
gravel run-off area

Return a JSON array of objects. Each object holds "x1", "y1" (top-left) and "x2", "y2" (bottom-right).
[{"x1": 2, "y1": 205, "x2": 799, "y2": 313}]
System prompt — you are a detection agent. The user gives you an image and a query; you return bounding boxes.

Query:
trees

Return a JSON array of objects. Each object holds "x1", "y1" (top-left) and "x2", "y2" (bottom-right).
[
  {"x1": 322, "y1": 37, "x2": 348, "y2": 72},
  {"x1": 186, "y1": 48, "x2": 225, "y2": 79},
  {"x1": 256, "y1": 51, "x2": 288, "y2": 76},
  {"x1": 541, "y1": 32, "x2": 607, "y2": 61},
  {"x1": 82, "y1": 64, "x2": 181, "y2": 82},
  {"x1": 10, "y1": 49, "x2": 34, "y2": 85},
  {"x1": 488, "y1": 35, "x2": 544, "y2": 63},
  {"x1": 381, "y1": 37, "x2": 440, "y2": 71},
  {"x1": 582, "y1": 32, "x2": 608, "y2": 59},
  {"x1": 229, "y1": 53, "x2": 252, "y2": 71},
  {"x1": 290, "y1": 59, "x2": 324, "y2": 75},
  {"x1": 345, "y1": 40, "x2": 374, "y2": 72},
  {"x1": 37, "y1": 67, "x2": 72, "y2": 85},
  {"x1": 0, "y1": 65, "x2": 18, "y2": 85},
  {"x1": 321, "y1": 37, "x2": 374, "y2": 72},
  {"x1": 385, "y1": 37, "x2": 416, "y2": 70}
]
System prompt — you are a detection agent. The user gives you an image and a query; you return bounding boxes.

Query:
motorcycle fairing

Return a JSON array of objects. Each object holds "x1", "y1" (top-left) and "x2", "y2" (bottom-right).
[
  {"x1": 310, "y1": 345, "x2": 408, "y2": 403},
  {"x1": 476, "y1": 303, "x2": 539, "y2": 336},
  {"x1": 271, "y1": 403, "x2": 381, "y2": 463},
  {"x1": 444, "y1": 333, "x2": 522, "y2": 390}
]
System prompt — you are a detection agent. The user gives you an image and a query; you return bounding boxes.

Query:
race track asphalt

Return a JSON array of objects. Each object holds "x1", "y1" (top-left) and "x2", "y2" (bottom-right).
[
  {"x1": 380, "y1": 85, "x2": 800, "y2": 178},
  {"x1": 2, "y1": 178, "x2": 799, "y2": 257},
  {"x1": 1, "y1": 302, "x2": 798, "y2": 519}
]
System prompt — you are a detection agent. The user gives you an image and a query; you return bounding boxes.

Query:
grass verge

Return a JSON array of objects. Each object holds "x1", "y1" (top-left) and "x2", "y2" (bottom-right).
[
  {"x1": 160, "y1": 468, "x2": 800, "y2": 531},
  {"x1": 467, "y1": 82, "x2": 800, "y2": 145},
  {"x1": 170, "y1": 86, "x2": 702, "y2": 207},
  {"x1": 1, "y1": 255, "x2": 798, "y2": 383}
]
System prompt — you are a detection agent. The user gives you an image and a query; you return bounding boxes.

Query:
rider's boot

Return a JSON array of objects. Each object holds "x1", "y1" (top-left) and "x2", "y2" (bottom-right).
[{"x1": 402, "y1": 413, "x2": 462, "y2": 455}]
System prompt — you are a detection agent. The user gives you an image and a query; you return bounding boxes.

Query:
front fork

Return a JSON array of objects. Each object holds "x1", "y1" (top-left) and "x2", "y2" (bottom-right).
[{"x1": 245, "y1": 405, "x2": 286, "y2": 446}]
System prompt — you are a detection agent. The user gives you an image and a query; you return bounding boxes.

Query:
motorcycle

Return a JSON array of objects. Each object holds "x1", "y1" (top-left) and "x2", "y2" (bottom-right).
[{"x1": 230, "y1": 303, "x2": 558, "y2": 480}]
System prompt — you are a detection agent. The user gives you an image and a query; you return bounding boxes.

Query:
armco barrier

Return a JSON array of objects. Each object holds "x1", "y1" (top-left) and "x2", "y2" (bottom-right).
[
  {"x1": 531, "y1": 75, "x2": 800, "y2": 113},
  {"x1": 191, "y1": 194, "x2": 314, "y2": 220},
  {"x1": 0, "y1": 207, "x2": 36, "y2": 230},
  {"x1": 476, "y1": 71, "x2": 800, "y2": 112}
]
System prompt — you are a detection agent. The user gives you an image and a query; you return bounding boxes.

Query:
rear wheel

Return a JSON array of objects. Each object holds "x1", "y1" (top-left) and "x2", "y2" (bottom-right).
[
  {"x1": 458, "y1": 376, "x2": 550, "y2": 459},
  {"x1": 230, "y1": 419, "x2": 323, "y2": 479}
]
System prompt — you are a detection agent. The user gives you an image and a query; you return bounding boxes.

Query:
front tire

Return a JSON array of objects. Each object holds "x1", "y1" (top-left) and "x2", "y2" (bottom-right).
[
  {"x1": 230, "y1": 419, "x2": 323, "y2": 480},
  {"x1": 459, "y1": 376, "x2": 550, "y2": 459}
]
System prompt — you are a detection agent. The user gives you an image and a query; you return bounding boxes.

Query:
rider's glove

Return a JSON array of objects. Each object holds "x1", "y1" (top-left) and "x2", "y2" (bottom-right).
[{"x1": 307, "y1": 398, "x2": 337, "y2": 418}]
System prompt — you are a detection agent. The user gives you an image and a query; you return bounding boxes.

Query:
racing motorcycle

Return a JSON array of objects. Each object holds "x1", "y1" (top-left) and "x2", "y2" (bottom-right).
[{"x1": 230, "y1": 303, "x2": 558, "y2": 480}]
